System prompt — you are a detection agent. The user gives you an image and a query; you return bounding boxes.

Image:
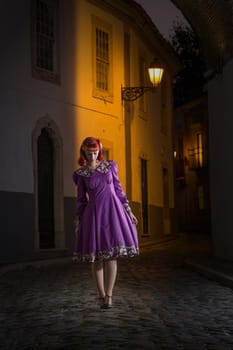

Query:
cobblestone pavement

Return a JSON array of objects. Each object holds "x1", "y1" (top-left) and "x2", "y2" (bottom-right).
[{"x1": 1, "y1": 234, "x2": 233, "y2": 350}]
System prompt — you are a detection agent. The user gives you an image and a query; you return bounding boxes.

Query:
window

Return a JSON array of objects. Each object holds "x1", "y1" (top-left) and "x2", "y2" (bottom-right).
[
  {"x1": 162, "y1": 168, "x2": 169, "y2": 221},
  {"x1": 141, "y1": 158, "x2": 149, "y2": 235},
  {"x1": 103, "y1": 148, "x2": 110, "y2": 160},
  {"x1": 161, "y1": 74, "x2": 168, "y2": 135},
  {"x1": 31, "y1": 0, "x2": 60, "y2": 84},
  {"x1": 196, "y1": 132, "x2": 204, "y2": 167},
  {"x1": 96, "y1": 28, "x2": 109, "y2": 91},
  {"x1": 92, "y1": 16, "x2": 112, "y2": 101},
  {"x1": 139, "y1": 57, "x2": 147, "y2": 114}
]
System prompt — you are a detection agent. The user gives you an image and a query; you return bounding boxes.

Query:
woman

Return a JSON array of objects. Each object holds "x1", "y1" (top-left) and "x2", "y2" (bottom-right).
[{"x1": 73, "y1": 137, "x2": 139, "y2": 309}]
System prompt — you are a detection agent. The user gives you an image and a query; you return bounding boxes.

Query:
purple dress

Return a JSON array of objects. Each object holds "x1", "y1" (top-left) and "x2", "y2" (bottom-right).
[{"x1": 73, "y1": 160, "x2": 139, "y2": 262}]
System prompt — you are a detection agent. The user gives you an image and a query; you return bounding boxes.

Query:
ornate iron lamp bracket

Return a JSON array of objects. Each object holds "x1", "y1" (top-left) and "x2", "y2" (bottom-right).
[{"x1": 121, "y1": 86, "x2": 155, "y2": 102}]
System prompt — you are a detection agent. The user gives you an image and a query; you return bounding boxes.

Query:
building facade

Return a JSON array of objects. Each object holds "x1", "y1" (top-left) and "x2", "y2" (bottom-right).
[
  {"x1": 0, "y1": 0, "x2": 179, "y2": 264},
  {"x1": 172, "y1": 0, "x2": 233, "y2": 261},
  {"x1": 174, "y1": 95, "x2": 211, "y2": 234}
]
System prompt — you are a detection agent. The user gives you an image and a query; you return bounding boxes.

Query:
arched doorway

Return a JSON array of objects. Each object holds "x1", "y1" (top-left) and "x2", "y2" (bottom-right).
[
  {"x1": 38, "y1": 128, "x2": 55, "y2": 248},
  {"x1": 32, "y1": 115, "x2": 65, "y2": 251}
]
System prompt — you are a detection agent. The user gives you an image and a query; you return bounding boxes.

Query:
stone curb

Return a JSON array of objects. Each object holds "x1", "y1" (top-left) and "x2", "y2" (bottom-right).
[{"x1": 184, "y1": 258, "x2": 233, "y2": 290}]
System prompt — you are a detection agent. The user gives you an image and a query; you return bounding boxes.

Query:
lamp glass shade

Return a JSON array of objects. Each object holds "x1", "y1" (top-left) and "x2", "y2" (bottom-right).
[{"x1": 148, "y1": 67, "x2": 164, "y2": 86}]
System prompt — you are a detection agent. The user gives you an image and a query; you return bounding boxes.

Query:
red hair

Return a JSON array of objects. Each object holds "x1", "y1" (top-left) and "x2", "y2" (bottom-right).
[{"x1": 78, "y1": 137, "x2": 104, "y2": 166}]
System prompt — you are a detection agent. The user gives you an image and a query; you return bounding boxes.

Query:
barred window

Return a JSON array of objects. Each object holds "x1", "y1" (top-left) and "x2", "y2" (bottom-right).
[
  {"x1": 141, "y1": 158, "x2": 149, "y2": 235},
  {"x1": 96, "y1": 28, "x2": 109, "y2": 91},
  {"x1": 139, "y1": 57, "x2": 147, "y2": 115},
  {"x1": 92, "y1": 16, "x2": 112, "y2": 102},
  {"x1": 31, "y1": 0, "x2": 60, "y2": 84}
]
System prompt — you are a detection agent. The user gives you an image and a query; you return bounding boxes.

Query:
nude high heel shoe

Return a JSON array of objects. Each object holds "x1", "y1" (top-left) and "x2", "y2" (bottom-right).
[
  {"x1": 99, "y1": 296, "x2": 105, "y2": 308},
  {"x1": 102, "y1": 295, "x2": 112, "y2": 309}
]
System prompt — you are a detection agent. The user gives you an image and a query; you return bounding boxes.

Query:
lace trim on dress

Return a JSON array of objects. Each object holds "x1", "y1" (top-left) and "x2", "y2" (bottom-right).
[
  {"x1": 72, "y1": 245, "x2": 139, "y2": 262},
  {"x1": 76, "y1": 160, "x2": 112, "y2": 177}
]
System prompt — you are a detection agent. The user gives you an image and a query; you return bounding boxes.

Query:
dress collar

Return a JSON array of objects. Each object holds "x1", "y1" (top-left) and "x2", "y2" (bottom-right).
[{"x1": 76, "y1": 160, "x2": 112, "y2": 177}]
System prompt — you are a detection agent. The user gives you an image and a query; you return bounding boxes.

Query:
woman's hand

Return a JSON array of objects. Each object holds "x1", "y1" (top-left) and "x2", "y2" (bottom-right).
[
  {"x1": 128, "y1": 211, "x2": 138, "y2": 225},
  {"x1": 124, "y1": 204, "x2": 138, "y2": 225}
]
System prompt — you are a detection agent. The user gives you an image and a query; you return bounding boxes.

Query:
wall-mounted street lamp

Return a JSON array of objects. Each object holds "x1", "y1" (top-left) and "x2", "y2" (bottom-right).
[{"x1": 121, "y1": 60, "x2": 164, "y2": 102}]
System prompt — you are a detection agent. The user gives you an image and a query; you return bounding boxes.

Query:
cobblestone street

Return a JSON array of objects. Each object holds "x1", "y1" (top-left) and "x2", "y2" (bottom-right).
[{"x1": 1, "y1": 234, "x2": 233, "y2": 350}]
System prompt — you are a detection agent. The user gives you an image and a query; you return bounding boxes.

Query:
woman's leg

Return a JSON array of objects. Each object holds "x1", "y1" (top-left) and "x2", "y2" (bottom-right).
[
  {"x1": 92, "y1": 261, "x2": 105, "y2": 298},
  {"x1": 104, "y1": 258, "x2": 117, "y2": 297}
]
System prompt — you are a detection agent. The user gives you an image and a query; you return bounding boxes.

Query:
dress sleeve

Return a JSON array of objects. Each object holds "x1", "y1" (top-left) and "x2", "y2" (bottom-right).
[
  {"x1": 111, "y1": 161, "x2": 129, "y2": 205},
  {"x1": 73, "y1": 171, "x2": 88, "y2": 220}
]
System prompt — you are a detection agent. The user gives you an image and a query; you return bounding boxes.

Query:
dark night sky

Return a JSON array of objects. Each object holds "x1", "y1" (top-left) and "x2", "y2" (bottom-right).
[{"x1": 135, "y1": 0, "x2": 188, "y2": 41}]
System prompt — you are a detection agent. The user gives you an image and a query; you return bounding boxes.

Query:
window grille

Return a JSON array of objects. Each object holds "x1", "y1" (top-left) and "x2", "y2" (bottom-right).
[
  {"x1": 139, "y1": 57, "x2": 147, "y2": 114},
  {"x1": 96, "y1": 28, "x2": 109, "y2": 91},
  {"x1": 92, "y1": 16, "x2": 112, "y2": 101},
  {"x1": 32, "y1": 0, "x2": 60, "y2": 83},
  {"x1": 141, "y1": 158, "x2": 149, "y2": 235}
]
